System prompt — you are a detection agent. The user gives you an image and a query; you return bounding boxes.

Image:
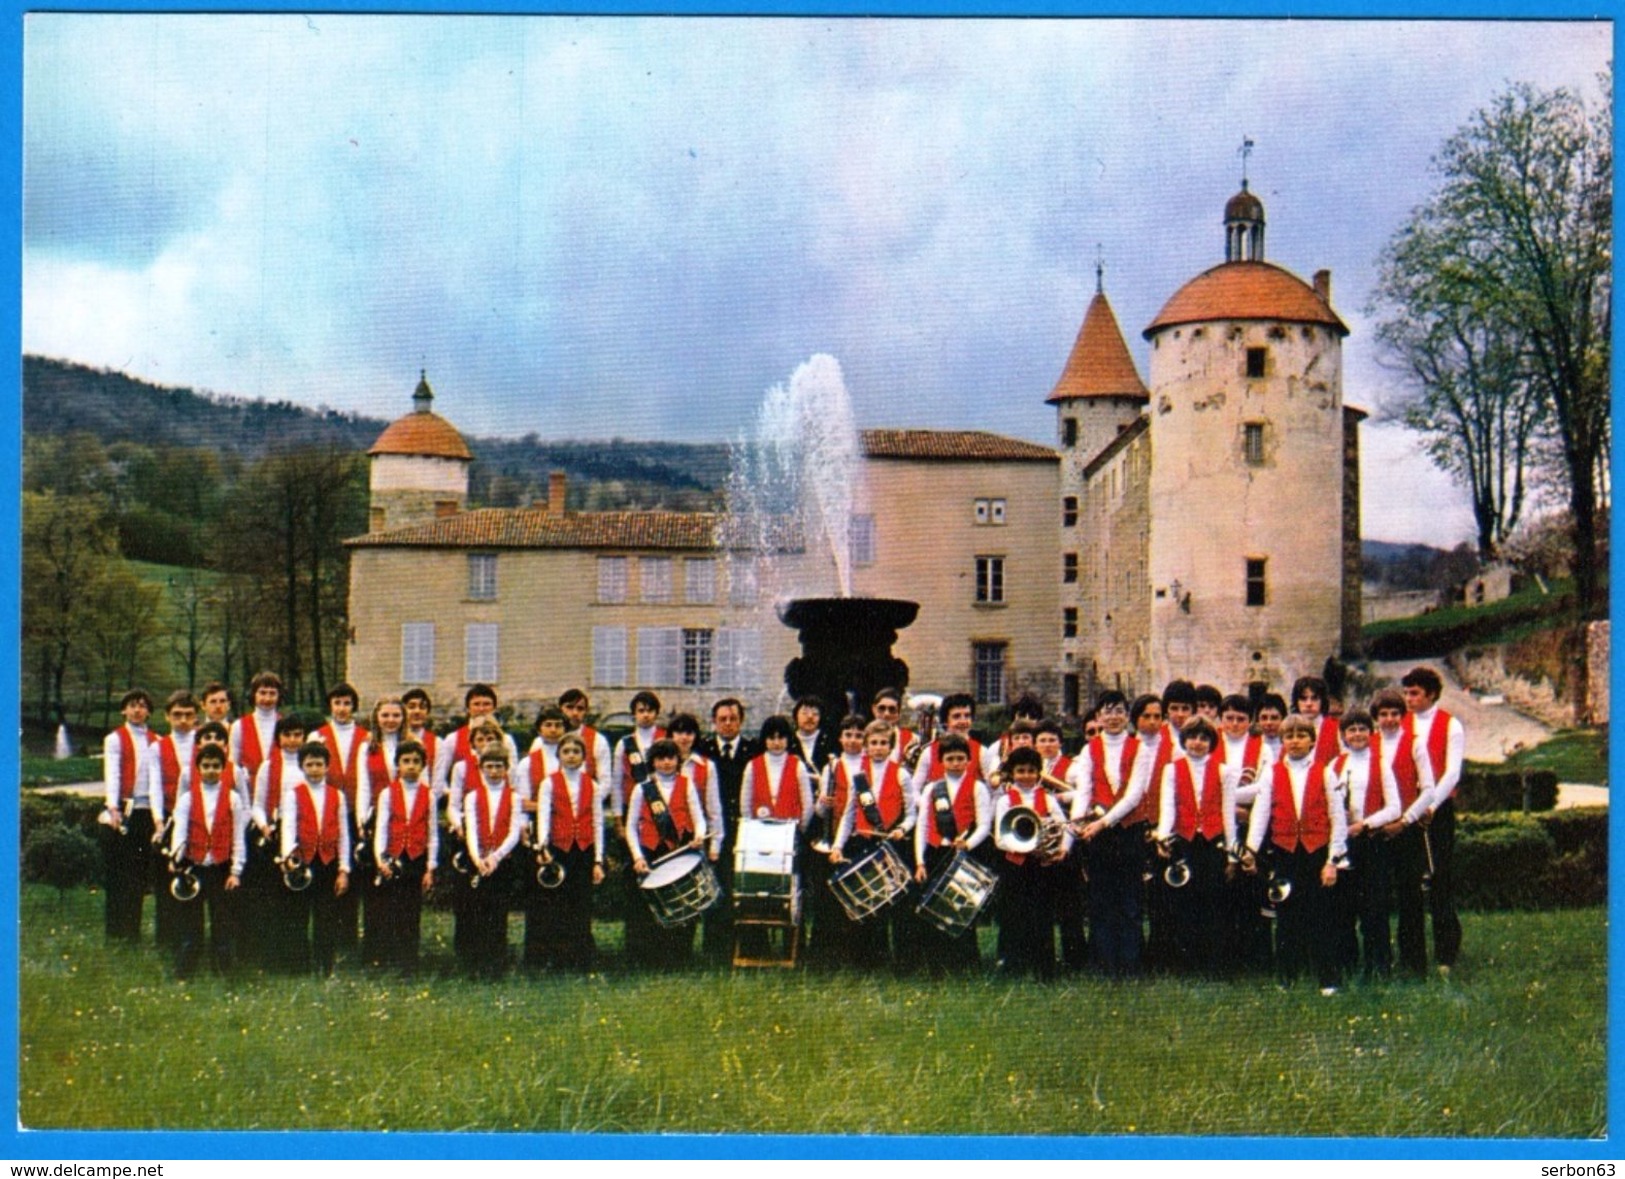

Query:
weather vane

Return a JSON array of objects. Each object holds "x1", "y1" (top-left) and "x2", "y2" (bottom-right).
[
  {"x1": 1094, "y1": 243, "x2": 1104, "y2": 294},
  {"x1": 1239, "y1": 136, "x2": 1255, "y2": 184}
]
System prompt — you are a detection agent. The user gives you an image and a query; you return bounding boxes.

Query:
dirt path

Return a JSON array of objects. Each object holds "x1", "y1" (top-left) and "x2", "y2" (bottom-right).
[{"x1": 1371, "y1": 658, "x2": 1553, "y2": 763}]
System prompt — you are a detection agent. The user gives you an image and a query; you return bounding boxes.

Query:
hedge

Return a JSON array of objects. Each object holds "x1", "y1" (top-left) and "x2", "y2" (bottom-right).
[
  {"x1": 19, "y1": 792, "x2": 1607, "y2": 912},
  {"x1": 1456, "y1": 768, "x2": 1560, "y2": 812}
]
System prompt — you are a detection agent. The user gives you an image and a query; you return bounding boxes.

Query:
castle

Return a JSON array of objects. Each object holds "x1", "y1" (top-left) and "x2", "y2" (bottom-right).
[{"x1": 345, "y1": 180, "x2": 1362, "y2": 719}]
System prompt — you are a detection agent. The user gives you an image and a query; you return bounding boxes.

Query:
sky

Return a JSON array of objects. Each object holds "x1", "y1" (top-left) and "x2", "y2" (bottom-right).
[{"x1": 20, "y1": 15, "x2": 1611, "y2": 546}]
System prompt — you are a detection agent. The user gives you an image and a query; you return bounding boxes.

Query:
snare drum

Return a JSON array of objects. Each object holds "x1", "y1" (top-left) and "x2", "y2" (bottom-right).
[
  {"x1": 915, "y1": 850, "x2": 998, "y2": 938},
  {"x1": 639, "y1": 850, "x2": 722, "y2": 928},
  {"x1": 733, "y1": 818, "x2": 800, "y2": 924},
  {"x1": 828, "y1": 842, "x2": 911, "y2": 922}
]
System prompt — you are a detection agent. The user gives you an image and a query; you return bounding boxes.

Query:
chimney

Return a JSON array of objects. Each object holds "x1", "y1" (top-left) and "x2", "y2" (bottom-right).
[
  {"x1": 1313, "y1": 269, "x2": 1332, "y2": 304},
  {"x1": 548, "y1": 470, "x2": 568, "y2": 515}
]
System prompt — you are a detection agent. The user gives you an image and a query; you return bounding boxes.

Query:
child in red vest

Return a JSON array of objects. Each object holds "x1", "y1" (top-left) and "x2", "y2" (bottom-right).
[
  {"x1": 829, "y1": 720, "x2": 915, "y2": 968},
  {"x1": 912, "y1": 733, "x2": 991, "y2": 971},
  {"x1": 147, "y1": 690, "x2": 199, "y2": 950},
  {"x1": 460, "y1": 746, "x2": 524, "y2": 978},
  {"x1": 166, "y1": 744, "x2": 246, "y2": 978},
  {"x1": 1152, "y1": 718, "x2": 1236, "y2": 976},
  {"x1": 100, "y1": 688, "x2": 158, "y2": 943},
  {"x1": 1243, "y1": 715, "x2": 1346, "y2": 994},
  {"x1": 1328, "y1": 709, "x2": 1400, "y2": 980},
  {"x1": 530, "y1": 732, "x2": 605, "y2": 971},
  {"x1": 370, "y1": 739, "x2": 438, "y2": 973},
  {"x1": 278, "y1": 741, "x2": 352, "y2": 976},
  {"x1": 626, "y1": 738, "x2": 707, "y2": 968},
  {"x1": 991, "y1": 746, "x2": 1072, "y2": 978}
]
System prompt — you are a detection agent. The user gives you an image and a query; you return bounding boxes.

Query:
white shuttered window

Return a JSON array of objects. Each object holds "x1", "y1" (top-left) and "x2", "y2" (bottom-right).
[
  {"x1": 401, "y1": 623, "x2": 435, "y2": 683},
  {"x1": 592, "y1": 626, "x2": 628, "y2": 686},
  {"x1": 464, "y1": 623, "x2": 500, "y2": 684}
]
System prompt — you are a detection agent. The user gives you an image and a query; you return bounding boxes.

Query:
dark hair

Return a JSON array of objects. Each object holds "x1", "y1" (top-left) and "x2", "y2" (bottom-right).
[
  {"x1": 940, "y1": 692, "x2": 976, "y2": 719},
  {"x1": 195, "y1": 746, "x2": 226, "y2": 767},
  {"x1": 534, "y1": 705, "x2": 566, "y2": 728},
  {"x1": 793, "y1": 695, "x2": 824, "y2": 718},
  {"x1": 464, "y1": 683, "x2": 498, "y2": 707},
  {"x1": 871, "y1": 687, "x2": 902, "y2": 707},
  {"x1": 558, "y1": 688, "x2": 589, "y2": 708},
  {"x1": 759, "y1": 715, "x2": 794, "y2": 742},
  {"x1": 298, "y1": 741, "x2": 330, "y2": 764},
  {"x1": 200, "y1": 681, "x2": 232, "y2": 703},
  {"x1": 1012, "y1": 693, "x2": 1045, "y2": 720},
  {"x1": 1161, "y1": 680, "x2": 1197, "y2": 708},
  {"x1": 196, "y1": 721, "x2": 230, "y2": 744},
  {"x1": 402, "y1": 687, "x2": 432, "y2": 708},
  {"x1": 1003, "y1": 746, "x2": 1042, "y2": 773},
  {"x1": 1035, "y1": 718, "x2": 1064, "y2": 739},
  {"x1": 666, "y1": 713, "x2": 701, "y2": 737},
  {"x1": 249, "y1": 670, "x2": 284, "y2": 696},
  {"x1": 630, "y1": 690, "x2": 662, "y2": 714},
  {"x1": 838, "y1": 713, "x2": 867, "y2": 734},
  {"x1": 165, "y1": 690, "x2": 198, "y2": 712},
  {"x1": 1095, "y1": 689, "x2": 1128, "y2": 712},
  {"x1": 1340, "y1": 709, "x2": 1374, "y2": 732},
  {"x1": 274, "y1": 715, "x2": 308, "y2": 740},
  {"x1": 397, "y1": 739, "x2": 427, "y2": 763},
  {"x1": 1257, "y1": 693, "x2": 1289, "y2": 717},
  {"x1": 1007, "y1": 719, "x2": 1038, "y2": 738},
  {"x1": 1129, "y1": 694, "x2": 1165, "y2": 726},
  {"x1": 937, "y1": 733, "x2": 971, "y2": 759},
  {"x1": 1400, "y1": 667, "x2": 1443, "y2": 698},
  {"x1": 711, "y1": 696, "x2": 746, "y2": 719},
  {"x1": 1220, "y1": 694, "x2": 1254, "y2": 717},
  {"x1": 1193, "y1": 684, "x2": 1223, "y2": 710},
  {"x1": 119, "y1": 688, "x2": 154, "y2": 710},
  {"x1": 1291, "y1": 676, "x2": 1330, "y2": 707},
  {"x1": 646, "y1": 738, "x2": 680, "y2": 763},
  {"x1": 1371, "y1": 688, "x2": 1408, "y2": 716},
  {"x1": 326, "y1": 682, "x2": 359, "y2": 707}
]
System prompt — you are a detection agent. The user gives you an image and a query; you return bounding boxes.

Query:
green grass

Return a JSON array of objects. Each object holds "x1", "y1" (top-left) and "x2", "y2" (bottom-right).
[
  {"x1": 1362, "y1": 577, "x2": 1586, "y2": 651},
  {"x1": 21, "y1": 754, "x2": 103, "y2": 788},
  {"x1": 1494, "y1": 729, "x2": 1609, "y2": 786},
  {"x1": 19, "y1": 887, "x2": 1605, "y2": 1137}
]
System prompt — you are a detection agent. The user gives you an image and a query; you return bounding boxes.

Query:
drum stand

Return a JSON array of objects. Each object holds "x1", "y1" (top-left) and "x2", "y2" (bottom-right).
[{"x1": 732, "y1": 913, "x2": 799, "y2": 968}]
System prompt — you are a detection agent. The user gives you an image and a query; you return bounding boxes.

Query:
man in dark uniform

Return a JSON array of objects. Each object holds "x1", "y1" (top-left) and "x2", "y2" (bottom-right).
[{"x1": 698, "y1": 697, "x2": 761, "y2": 960}]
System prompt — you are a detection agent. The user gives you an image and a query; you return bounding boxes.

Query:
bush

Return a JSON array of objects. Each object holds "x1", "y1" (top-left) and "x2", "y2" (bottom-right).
[
  {"x1": 1454, "y1": 808, "x2": 1607, "y2": 909},
  {"x1": 1456, "y1": 768, "x2": 1559, "y2": 812},
  {"x1": 23, "y1": 824, "x2": 102, "y2": 892},
  {"x1": 21, "y1": 793, "x2": 103, "y2": 846}
]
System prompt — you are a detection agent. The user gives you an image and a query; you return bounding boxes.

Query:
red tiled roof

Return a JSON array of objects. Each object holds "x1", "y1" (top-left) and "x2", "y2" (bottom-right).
[
  {"x1": 347, "y1": 508, "x2": 802, "y2": 553},
  {"x1": 368, "y1": 411, "x2": 473, "y2": 461},
  {"x1": 861, "y1": 429, "x2": 1057, "y2": 462},
  {"x1": 1046, "y1": 291, "x2": 1148, "y2": 404},
  {"x1": 1144, "y1": 261, "x2": 1348, "y2": 337}
]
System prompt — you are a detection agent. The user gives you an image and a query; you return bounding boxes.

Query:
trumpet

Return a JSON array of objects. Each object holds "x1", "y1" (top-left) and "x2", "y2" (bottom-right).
[
  {"x1": 1154, "y1": 835, "x2": 1191, "y2": 889},
  {"x1": 451, "y1": 845, "x2": 481, "y2": 888},
  {"x1": 899, "y1": 697, "x2": 939, "y2": 772},
  {"x1": 167, "y1": 848, "x2": 201, "y2": 903},
  {"x1": 373, "y1": 853, "x2": 403, "y2": 888},
  {"x1": 278, "y1": 851, "x2": 313, "y2": 893},
  {"x1": 536, "y1": 849, "x2": 566, "y2": 889}
]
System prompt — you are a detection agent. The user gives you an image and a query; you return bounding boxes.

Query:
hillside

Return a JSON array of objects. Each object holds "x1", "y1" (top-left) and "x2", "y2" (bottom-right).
[{"x1": 22, "y1": 355, "x2": 731, "y2": 510}]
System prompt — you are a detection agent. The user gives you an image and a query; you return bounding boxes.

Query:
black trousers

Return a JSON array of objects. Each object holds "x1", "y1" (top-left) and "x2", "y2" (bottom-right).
[
  {"x1": 1338, "y1": 832, "x2": 1393, "y2": 978},
  {"x1": 1269, "y1": 845, "x2": 1339, "y2": 988},
  {"x1": 915, "y1": 844, "x2": 984, "y2": 971},
  {"x1": 1163, "y1": 836, "x2": 1229, "y2": 976},
  {"x1": 524, "y1": 846, "x2": 597, "y2": 970},
  {"x1": 458, "y1": 860, "x2": 516, "y2": 978},
  {"x1": 1053, "y1": 844, "x2": 1088, "y2": 971},
  {"x1": 298, "y1": 859, "x2": 346, "y2": 976},
  {"x1": 1390, "y1": 825, "x2": 1429, "y2": 976},
  {"x1": 834, "y1": 835, "x2": 913, "y2": 969},
  {"x1": 1084, "y1": 824, "x2": 1144, "y2": 977},
  {"x1": 102, "y1": 809, "x2": 156, "y2": 942},
  {"x1": 368, "y1": 853, "x2": 430, "y2": 971},
  {"x1": 174, "y1": 863, "x2": 235, "y2": 978},
  {"x1": 996, "y1": 856, "x2": 1059, "y2": 977},
  {"x1": 1426, "y1": 801, "x2": 1462, "y2": 967}
]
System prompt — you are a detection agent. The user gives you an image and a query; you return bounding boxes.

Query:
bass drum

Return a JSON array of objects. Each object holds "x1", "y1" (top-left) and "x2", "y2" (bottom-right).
[
  {"x1": 639, "y1": 850, "x2": 722, "y2": 929},
  {"x1": 733, "y1": 818, "x2": 800, "y2": 924},
  {"x1": 914, "y1": 850, "x2": 998, "y2": 938}
]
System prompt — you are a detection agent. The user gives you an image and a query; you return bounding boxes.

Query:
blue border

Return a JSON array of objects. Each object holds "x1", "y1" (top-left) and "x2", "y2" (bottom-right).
[{"x1": 2, "y1": 0, "x2": 1618, "y2": 1162}]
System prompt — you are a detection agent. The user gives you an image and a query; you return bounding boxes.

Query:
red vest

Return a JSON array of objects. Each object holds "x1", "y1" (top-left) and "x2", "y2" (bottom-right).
[
  {"x1": 236, "y1": 714, "x2": 276, "y2": 777},
  {"x1": 548, "y1": 771, "x2": 596, "y2": 853},
  {"x1": 317, "y1": 723, "x2": 369, "y2": 807},
  {"x1": 578, "y1": 725, "x2": 602, "y2": 783},
  {"x1": 1003, "y1": 786, "x2": 1054, "y2": 866},
  {"x1": 1129, "y1": 737, "x2": 1176, "y2": 826},
  {"x1": 1374, "y1": 729, "x2": 1422, "y2": 810},
  {"x1": 1332, "y1": 751, "x2": 1384, "y2": 820},
  {"x1": 1048, "y1": 754, "x2": 1074, "y2": 781},
  {"x1": 409, "y1": 729, "x2": 439, "y2": 769},
  {"x1": 747, "y1": 755, "x2": 803, "y2": 821},
  {"x1": 262, "y1": 754, "x2": 292, "y2": 818},
  {"x1": 471, "y1": 783, "x2": 515, "y2": 858},
  {"x1": 295, "y1": 783, "x2": 342, "y2": 865},
  {"x1": 385, "y1": 780, "x2": 432, "y2": 861},
  {"x1": 1173, "y1": 757, "x2": 1227, "y2": 841},
  {"x1": 620, "y1": 729, "x2": 668, "y2": 787},
  {"x1": 636, "y1": 776, "x2": 694, "y2": 852},
  {"x1": 1268, "y1": 760, "x2": 1331, "y2": 853},
  {"x1": 114, "y1": 726, "x2": 155, "y2": 805},
  {"x1": 924, "y1": 776, "x2": 978, "y2": 848},
  {"x1": 366, "y1": 739, "x2": 394, "y2": 797},
  {"x1": 1087, "y1": 735, "x2": 1140, "y2": 810},
  {"x1": 186, "y1": 780, "x2": 236, "y2": 865},
  {"x1": 925, "y1": 737, "x2": 986, "y2": 783},
  {"x1": 829, "y1": 760, "x2": 858, "y2": 825},
  {"x1": 853, "y1": 761, "x2": 906, "y2": 837},
  {"x1": 155, "y1": 737, "x2": 186, "y2": 810},
  {"x1": 1220, "y1": 733, "x2": 1265, "y2": 774},
  {"x1": 1408, "y1": 709, "x2": 1455, "y2": 781}
]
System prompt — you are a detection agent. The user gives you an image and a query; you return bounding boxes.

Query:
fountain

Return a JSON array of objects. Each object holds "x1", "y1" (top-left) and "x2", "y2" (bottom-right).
[{"x1": 727, "y1": 354, "x2": 919, "y2": 719}]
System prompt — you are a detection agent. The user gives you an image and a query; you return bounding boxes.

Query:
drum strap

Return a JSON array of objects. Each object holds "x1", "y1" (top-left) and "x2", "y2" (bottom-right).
[
  {"x1": 931, "y1": 781, "x2": 958, "y2": 843},
  {"x1": 855, "y1": 772, "x2": 886, "y2": 831},
  {"x1": 640, "y1": 778, "x2": 681, "y2": 849}
]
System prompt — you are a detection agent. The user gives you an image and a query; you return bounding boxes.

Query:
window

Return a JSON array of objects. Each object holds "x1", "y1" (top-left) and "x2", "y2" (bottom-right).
[
  {"x1": 637, "y1": 626, "x2": 682, "y2": 686},
  {"x1": 592, "y1": 626, "x2": 628, "y2": 686},
  {"x1": 685, "y1": 559, "x2": 716, "y2": 604},
  {"x1": 975, "y1": 556, "x2": 1005, "y2": 604},
  {"x1": 1246, "y1": 558, "x2": 1268, "y2": 607},
  {"x1": 990, "y1": 499, "x2": 1006, "y2": 524},
  {"x1": 850, "y1": 514, "x2": 876, "y2": 567},
  {"x1": 369, "y1": 507, "x2": 386, "y2": 533},
  {"x1": 728, "y1": 557, "x2": 759, "y2": 605},
  {"x1": 1244, "y1": 422, "x2": 1266, "y2": 466},
  {"x1": 973, "y1": 642, "x2": 1007, "y2": 705},
  {"x1": 1063, "y1": 607, "x2": 1078, "y2": 639},
  {"x1": 1062, "y1": 418, "x2": 1078, "y2": 447},
  {"x1": 1062, "y1": 496, "x2": 1078, "y2": 527},
  {"x1": 1246, "y1": 347, "x2": 1267, "y2": 379},
  {"x1": 682, "y1": 628, "x2": 714, "y2": 687},
  {"x1": 467, "y1": 553, "x2": 498, "y2": 601},
  {"x1": 464, "y1": 623, "x2": 499, "y2": 683},
  {"x1": 973, "y1": 498, "x2": 1007, "y2": 525},
  {"x1": 1063, "y1": 674, "x2": 1080, "y2": 718},
  {"x1": 597, "y1": 557, "x2": 629, "y2": 604},
  {"x1": 401, "y1": 623, "x2": 435, "y2": 683},
  {"x1": 640, "y1": 557, "x2": 674, "y2": 604},
  {"x1": 1063, "y1": 553, "x2": 1079, "y2": 584}
]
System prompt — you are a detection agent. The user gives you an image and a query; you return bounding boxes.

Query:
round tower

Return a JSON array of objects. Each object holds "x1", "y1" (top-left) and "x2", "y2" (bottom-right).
[
  {"x1": 1141, "y1": 181, "x2": 1351, "y2": 693},
  {"x1": 366, "y1": 371, "x2": 473, "y2": 533}
]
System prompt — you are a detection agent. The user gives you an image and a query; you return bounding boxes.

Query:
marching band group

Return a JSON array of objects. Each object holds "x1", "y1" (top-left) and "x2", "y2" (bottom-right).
[{"x1": 95, "y1": 667, "x2": 1465, "y2": 992}]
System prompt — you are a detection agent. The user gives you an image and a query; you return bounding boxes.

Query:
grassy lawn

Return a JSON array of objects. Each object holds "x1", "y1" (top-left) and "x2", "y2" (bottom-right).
[
  {"x1": 1495, "y1": 729, "x2": 1609, "y2": 786},
  {"x1": 21, "y1": 754, "x2": 103, "y2": 788},
  {"x1": 19, "y1": 886, "x2": 1605, "y2": 1138}
]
